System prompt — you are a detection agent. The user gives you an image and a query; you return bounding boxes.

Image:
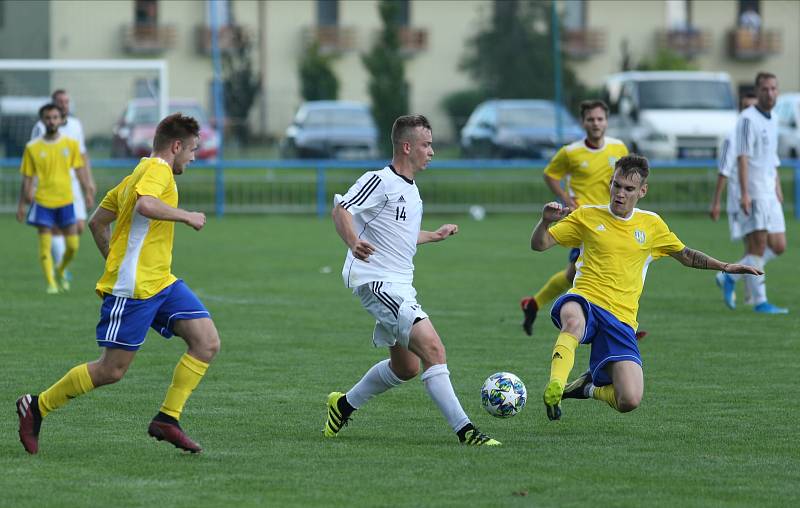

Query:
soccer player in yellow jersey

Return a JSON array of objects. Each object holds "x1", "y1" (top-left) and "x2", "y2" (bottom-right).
[
  {"x1": 16, "y1": 113, "x2": 220, "y2": 454},
  {"x1": 16, "y1": 103, "x2": 94, "y2": 293},
  {"x1": 520, "y1": 100, "x2": 632, "y2": 337},
  {"x1": 530, "y1": 155, "x2": 762, "y2": 420}
]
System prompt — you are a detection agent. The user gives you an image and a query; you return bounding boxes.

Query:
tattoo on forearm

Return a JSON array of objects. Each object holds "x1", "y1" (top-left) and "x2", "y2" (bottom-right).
[{"x1": 682, "y1": 247, "x2": 709, "y2": 269}]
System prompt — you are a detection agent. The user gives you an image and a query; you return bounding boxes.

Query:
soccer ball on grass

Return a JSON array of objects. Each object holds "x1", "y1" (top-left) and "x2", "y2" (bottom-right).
[{"x1": 481, "y1": 372, "x2": 527, "y2": 418}]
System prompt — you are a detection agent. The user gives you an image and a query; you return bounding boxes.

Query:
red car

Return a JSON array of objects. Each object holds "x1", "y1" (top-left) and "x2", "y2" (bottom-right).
[{"x1": 111, "y1": 98, "x2": 219, "y2": 159}]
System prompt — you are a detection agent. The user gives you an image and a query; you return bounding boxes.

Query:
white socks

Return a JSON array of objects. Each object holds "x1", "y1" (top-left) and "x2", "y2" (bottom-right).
[
  {"x1": 421, "y1": 364, "x2": 470, "y2": 433},
  {"x1": 743, "y1": 254, "x2": 767, "y2": 305},
  {"x1": 51, "y1": 234, "x2": 66, "y2": 266},
  {"x1": 346, "y1": 359, "x2": 404, "y2": 409}
]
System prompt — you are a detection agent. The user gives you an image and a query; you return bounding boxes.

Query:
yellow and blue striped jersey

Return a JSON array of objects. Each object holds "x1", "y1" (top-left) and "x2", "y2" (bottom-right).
[
  {"x1": 20, "y1": 135, "x2": 83, "y2": 208},
  {"x1": 95, "y1": 158, "x2": 178, "y2": 299},
  {"x1": 543, "y1": 137, "x2": 628, "y2": 206},
  {"x1": 548, "y1": 205, "x2": 685, "y2": 329}
]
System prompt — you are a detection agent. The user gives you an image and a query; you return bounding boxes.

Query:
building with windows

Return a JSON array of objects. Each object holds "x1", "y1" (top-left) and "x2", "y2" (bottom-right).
[{"x1": 0, "y1": 0, "x2": 797, "y2": 143}]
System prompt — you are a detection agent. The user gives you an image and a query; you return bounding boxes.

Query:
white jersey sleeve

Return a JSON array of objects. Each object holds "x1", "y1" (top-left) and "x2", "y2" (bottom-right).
[
  {"x1": 30, "y1": 121, "x2": 45, "y2": 140},
  {"x1": 736, "y1": 115, "x2": 755, "y2": 158},
  {"x1": 335, "y1": 172, "x2": 386, "y2": 215}
]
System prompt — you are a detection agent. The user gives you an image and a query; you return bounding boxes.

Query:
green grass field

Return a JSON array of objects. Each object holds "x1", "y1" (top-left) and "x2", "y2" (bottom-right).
[{"x1": 1, "y1": 213, "x2": 798, "y2": 507}]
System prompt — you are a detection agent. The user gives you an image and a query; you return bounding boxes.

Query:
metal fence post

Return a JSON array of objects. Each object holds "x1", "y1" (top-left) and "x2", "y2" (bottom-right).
[
  {"x1": 215, "y1": 161, "x2": 225, "y2": 217},
  {"x1": 794, "y1": 160, "x2": 799, "y2": 219},
  {"x1": 316, "y1": 165, "x2": 326, "y2": 217}
]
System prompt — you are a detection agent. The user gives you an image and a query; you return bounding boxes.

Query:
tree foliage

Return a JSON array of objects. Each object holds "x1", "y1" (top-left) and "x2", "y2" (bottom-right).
[
  {"x1": 636, "y1": 49, "x2": 697, "y2": 71},
  {"x1": 299, "y1": 42, "x2": 339, "y2": 101},
  {"x1": 458, "y1": 0, "x2": 587, "y2": 109},
  {"x1": 222, "y1": 28, "x2": 261, "y2": 144},
  {"x1": 362, "y1": 0, "x2": 409, "y2": 155}
]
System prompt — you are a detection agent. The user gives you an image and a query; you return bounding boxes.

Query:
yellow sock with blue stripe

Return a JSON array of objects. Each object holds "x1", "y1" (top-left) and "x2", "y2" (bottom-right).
[
  {"x1": 38, "y1": 363, "x2": 95, "y2": 417},
  {"x1": 37, "y1": 232, "x2": 56, "y2": 288},
  {"x1": 549, "y1": 332, "x2": 578, "y2": 386},
  {"x1": 57, "y1": 234, "x2": 79, "y2": 275},
  {"x1": 534, "y1": 270, "x2": 571, "y2": 307},
  {"x1": 591, "y1": 384, "x2": 619, "y2": 410},
  {"x1": 160, "y1": 354, "x2": 209, "y2": 420}
]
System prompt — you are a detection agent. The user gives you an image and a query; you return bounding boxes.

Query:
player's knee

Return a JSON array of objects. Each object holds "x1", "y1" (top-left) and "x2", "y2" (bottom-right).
[
  {"x1": 769, "y1": 241, "x2": 786, "y2": 255},
  {"x1": 560, "y1": 315, "x2": 583, "y2": 336},
  {"x1": 616, "y1": 393, "x2": 641, "y2": 413},
  {"x1": 94, "y1": 364, "x2": 128, "y2": 386},
  {"x1": 393, "y1": 362, "x2": 420, "y2": 380},
  {"x1": 201, "y1": 326, "x2": 221, "y2": 360}
]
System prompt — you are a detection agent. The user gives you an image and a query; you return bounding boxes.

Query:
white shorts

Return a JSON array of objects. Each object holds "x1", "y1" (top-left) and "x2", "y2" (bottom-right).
[
  {"x1": 70, "y1": 169, "x2": 87, "y2": 221},
  {"x1": 354, "y1": 281, "x2": 428, "y2": 349},
  {"x1": 738, "y1": 197, "x2": 785, "y2": 238}
]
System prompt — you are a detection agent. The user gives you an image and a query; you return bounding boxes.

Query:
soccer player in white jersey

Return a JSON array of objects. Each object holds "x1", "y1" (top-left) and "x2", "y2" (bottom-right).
[
  {"x1": 324, "y1": 115, "x2": 500, "y2": 446},
  {"x1": 31, "y1": 89, "x2": 96, "y2": 273},
  {"x1": 710, "y1": 92, "x2": 759, "y2": 307},
  {"x1": 717, "y1": 72, "x2": 788, "y2": 314}
]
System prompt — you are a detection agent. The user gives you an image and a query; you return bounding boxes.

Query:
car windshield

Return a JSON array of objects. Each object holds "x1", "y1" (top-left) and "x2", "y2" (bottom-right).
[
  {"x1": 303, "y1": 109, "x2": 373, "y2": 128},
  {"x1": 638, "y1": 81, "x2": 735, "y2": 110},
  {"x1": 498, "y1": 106, "x2": 578, "y2": 129},
  {"x1": 130, "y1": 104, "x2": 208, "y2": 124}
]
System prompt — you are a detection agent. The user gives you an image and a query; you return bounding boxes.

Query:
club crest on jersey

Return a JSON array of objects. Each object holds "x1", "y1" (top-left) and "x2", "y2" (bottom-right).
[
  {"x1": 634, "y1": 229, "x2": 646, "y2": 244},
  {"x1": 609, "y1": 156, "x2": 618, "y2": 168},
  {"x1": 63, "y1": 148, "x2": 71, "y2": 158}
]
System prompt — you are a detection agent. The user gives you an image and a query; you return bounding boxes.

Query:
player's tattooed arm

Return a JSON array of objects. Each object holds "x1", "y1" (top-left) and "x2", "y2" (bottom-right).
[{"x1": 668, "y1": 247, "x2": 764, "y2": 275}]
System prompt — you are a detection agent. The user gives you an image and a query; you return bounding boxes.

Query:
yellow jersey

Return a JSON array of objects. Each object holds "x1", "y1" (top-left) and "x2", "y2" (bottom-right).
[
  {"x1": 20, "y1": 135, "x2": 83, "y2": 208},
  {"x1": 95, "y1": 158, "x2": 179, "y2": 299},
  {"x1": 548, "y1": 205, "x2": 685, "y2": 329},
  {"x1": 543, "y1": 137, "x2": 628, "y2": 206}
]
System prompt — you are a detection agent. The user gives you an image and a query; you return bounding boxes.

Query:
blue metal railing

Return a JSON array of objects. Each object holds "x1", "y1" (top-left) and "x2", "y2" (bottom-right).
[{"x1": 2, "y1": 157, "x2": 798, "y2": 218}]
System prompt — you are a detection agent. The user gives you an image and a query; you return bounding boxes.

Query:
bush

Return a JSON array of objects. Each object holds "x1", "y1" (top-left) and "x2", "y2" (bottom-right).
[{"x1": 440, "y1": 89, "x2": 487, "y2": 139}]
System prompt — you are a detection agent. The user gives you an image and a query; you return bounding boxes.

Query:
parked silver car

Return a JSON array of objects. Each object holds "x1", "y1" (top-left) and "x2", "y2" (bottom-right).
[{"x1": 280, "y1": 101, "x2": 379, "y2": 159}]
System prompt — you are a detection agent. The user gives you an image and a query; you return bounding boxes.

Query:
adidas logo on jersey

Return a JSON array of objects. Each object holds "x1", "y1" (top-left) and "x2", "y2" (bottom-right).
[
  {"x1": 580, "y1": 161, "x2": 589, "y2": 168},
  {"x1": 596, "y1": 224, "x2": 606, "y2": 231},
  {"x1": 398, "y1": 196, "x2": 406, "y2": 202}
]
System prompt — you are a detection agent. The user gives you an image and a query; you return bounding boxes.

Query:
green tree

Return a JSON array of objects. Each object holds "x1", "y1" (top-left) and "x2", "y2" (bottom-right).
[
  {"x1": 362, "y1": 0, "x2": 409, "y2": 155},
  {"x1": 299, "y1": 42, "x2": 339, "y2": 101},
  {"x1": 459, "y1": 0, "x2": 587, "y2": 110},
  {"x1": 636, "y1": 49, "x2": 697, "y2": 71},
  {"x1": 222, "y1": 28, "x2": 261, "y2": 144}
]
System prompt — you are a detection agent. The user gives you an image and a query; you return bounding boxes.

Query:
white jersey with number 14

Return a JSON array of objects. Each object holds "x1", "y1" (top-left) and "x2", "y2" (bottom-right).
[{"x1": 334, "y1": 165, "x2": 422, "y2": 288}]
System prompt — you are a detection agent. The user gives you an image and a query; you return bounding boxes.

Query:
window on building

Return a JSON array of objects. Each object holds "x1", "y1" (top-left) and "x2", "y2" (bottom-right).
[
  {"x1": 562, "y1": 0, "x2": 586, "y2": 30},
  {"x1": 395, "y1": 0, "x2": 410, "y2": 27},
  {"x1": 135, "y1": 0, "x2": 158, "y2": 26},
  {"x1": 737, "y1": 0, "x2": 761, "y2": 30},
  {"x1": 317, "y1": 0, "x2": 338, "y2": 27},
  {"x1": 665, "y1": 0, "x2": 691, "y2": 31}
]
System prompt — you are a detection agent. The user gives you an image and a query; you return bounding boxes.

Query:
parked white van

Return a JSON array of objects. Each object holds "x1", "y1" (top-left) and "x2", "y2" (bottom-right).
[
  {"x1": 604, "y1": 71, "x2": 737, "y2": 160},
  {"x1": 774, "y1": 93, "x2": 800, "y2": 159}
]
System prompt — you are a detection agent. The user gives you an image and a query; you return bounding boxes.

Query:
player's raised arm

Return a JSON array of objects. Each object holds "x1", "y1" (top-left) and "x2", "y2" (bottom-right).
[
  {"x1": 418, "y1": 224, "x2": 458, "y2": 245},
  {"x1": 668, "y1": 246, "x2": 763, "y2": 275},
  {"x1": 88, "y1": 206, "x2": 116, "y2": 259},
  {"x1": 134, "y1": 195, "x2": 206, "y2": 231},
  {"x1": 332, "y1": 204, "x2": 375, "y2": 261},
  {"x1": 530, "y1": 202, "x2": 571, "y2": 251}
]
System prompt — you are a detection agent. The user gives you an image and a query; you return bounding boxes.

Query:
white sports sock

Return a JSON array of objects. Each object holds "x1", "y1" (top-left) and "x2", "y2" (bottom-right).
[
  {"x1": 763, "y1": 247, "x2": 777, "y2": 264},
  {"x1": 420, "y1": 364, "x2": 470, "y2": 433},
  {"x1": 727, "y1": 255, "x2": 750, "y2": 282},
  {"x1": 744, "y1": 255, "x2": 767, "y2": 305},
  {"x1": 51, "y1": 235, "x2": 66, "y2": 266},
  {"x1": 345, "y1": 359, "x2": 404, "y2": 409}
]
